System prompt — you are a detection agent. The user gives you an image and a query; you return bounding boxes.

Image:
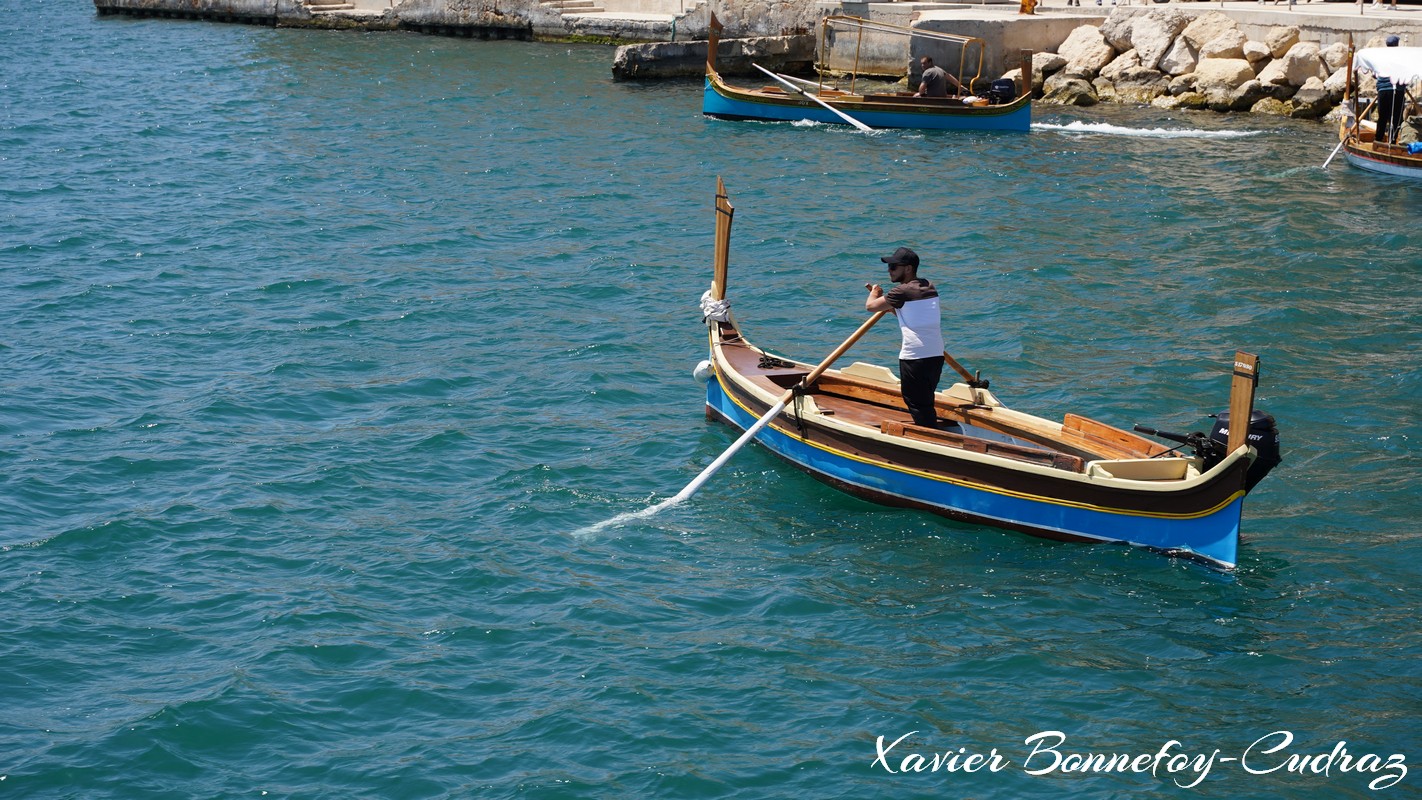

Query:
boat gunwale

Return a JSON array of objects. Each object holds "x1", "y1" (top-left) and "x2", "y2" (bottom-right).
[
  {"x1": 706, "y1": 354, "x2": 1249, "y2": 530},
  {"x1": 709, "y1": 322, "x2": 1254, "y2": 501}
]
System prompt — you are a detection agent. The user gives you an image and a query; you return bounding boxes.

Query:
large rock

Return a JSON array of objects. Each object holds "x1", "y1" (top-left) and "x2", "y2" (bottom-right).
[
  {"x1": 1152, "y1": 91, "x2": 1209, "y2": 110},
  {"x1": 1181, "y1": 11, "x2": 1238, "y2": 50},
  {"x1": 1003, "y1": 66, "x2": 1051, "y2": 96},
  {"x1": 1209, "y1": 79, "x2": 1267, "y2": 112},
  {"x1": 1114, "y1": 66, "x2": 1170, "y2": 104},
  {"x1": 1158, "y1": 36, "x2": 1198, "y2": 77},
  {"x1": 1290, "y1": 76, "x2": 1333, "y2": 118},
  {"x1": 1200, "y1": 29, "x2": 1247, "y2": 61},
  {"x1": 1243, "y1": 40, "x2": 1272, "y2": 65},
  {"x1": 1264, "y1": 26, "x2": 1300, "y2": 58},
  {"x1": 1042, "y1": 73, "x2": 1099, "y2": 105},
  {"x1": 1396, "y1": 119, "x2": 1421, "y2": 145},
  {"x1": 1195, "y1": 58, "x2": 1262, "y2": 110},
  {"x1": 1251, "y1": 97, "x2": 1293, "y2": 116},
  {"x1": 1277, "y1": 41, "x2": 1327, "y2": 87},
  {"x1": 1168, "y1": 73, "x2": 1198, "y2": 96},
  {"x1": 1258, "y1": 79, "x2": 1299, "y2": 101},
  {"x1": 1255, "y1": 57, "x2": 1290, "y2": 87},
  {"x1": 1092, "y1": 76, "x2": 1118, "y2": 104},
  {"x1": 1131, "y1": 10, "x2": 1191, "y2": 70},
  {"x1": 1194, "y1": 57, "x2": 1256, "y2": 91},
  {"x1": 1320, "y1": 41, "x2": 1349, "y2": 73},
  {"x1": 1099, "y1": 9, "x2": 1135, "y2": 52},
  {"x1": 1100, "y1": 49, "x2": 1141, "y2": 83},
  {"x1": 1030, "y1": 51, "x2": 1068, "y2": 88},
  {"x1": 1058, "y1": 25, "x2": 1117, "y2": 78},
  {"x1": 1323, "y1": 65, "x2": 1348, "y2": 101}
]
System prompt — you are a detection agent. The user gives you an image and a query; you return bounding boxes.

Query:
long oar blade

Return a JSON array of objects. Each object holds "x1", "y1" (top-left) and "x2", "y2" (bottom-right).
[
  {"x1": 1323, "y1": 134, "x2": 1347, "y2": 168},
  {"x1": 575, "y1": 309, "x2": 888, "y2": 538},
  {"x1": 673, "y1": 309, "x2": 887, "y2": 501},
  {"x1": 572, "y1": 396, "x2": 789, "y2": 538},
  {"x1": 751, "y1": 63, "x2": 873, "y2": 133},
  {"x1": 671, "y1": 398, "x2": 788, "y2": 503}
]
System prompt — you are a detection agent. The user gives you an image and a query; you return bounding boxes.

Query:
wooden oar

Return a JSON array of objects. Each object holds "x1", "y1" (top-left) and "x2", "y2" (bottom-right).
[
  {"x1": 941, "y1": 350, "x2": 990, "y2": 406},
  {"x1": 1322, "y1": 137, "x2": 1347, "y2": 169},
  {"x1": 1325, "y1": 98, "x2": 1375, "y2": 168},
  {"x1": 671, "y1": 310, "x2": 888, "y2": 502},
  {"x1": 573, "y1": 311, "x2": 887, "y2": 537},
  {"x1": 943, "y1": 351, "x2": 976, "y2": 385},
  {"x1": 751, "y1": 63, "x2": 874, "y2": 133}
]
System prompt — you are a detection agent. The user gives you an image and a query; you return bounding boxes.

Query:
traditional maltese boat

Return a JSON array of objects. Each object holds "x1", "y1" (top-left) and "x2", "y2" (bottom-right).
[
  {"x1": 696, "y1": 180, "x2": 1281, "y2": 570},
  {"x1": 703, "y1": 15, "x2": 1032, "y2": 133},
  {"x1": 1333, "y1": 45, "x2": 1422, "y2": 178}
]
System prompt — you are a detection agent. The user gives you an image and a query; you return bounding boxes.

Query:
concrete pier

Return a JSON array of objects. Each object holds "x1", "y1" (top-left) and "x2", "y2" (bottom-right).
[{"x1": 92, "y1": 0, "x2": 1422, "y2": 71}]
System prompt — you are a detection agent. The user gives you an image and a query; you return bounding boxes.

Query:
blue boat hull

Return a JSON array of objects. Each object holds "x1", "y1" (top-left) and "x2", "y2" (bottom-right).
[
  {"x1": 704, "y1": 374, "x2": 1243, "y2": 569},
  {"x1": 1342, "y1": 144, "x2": 1422, "y2": 179},
  {"x1": 702, "y1": 76, "x2": 1032, "y2": 132}
]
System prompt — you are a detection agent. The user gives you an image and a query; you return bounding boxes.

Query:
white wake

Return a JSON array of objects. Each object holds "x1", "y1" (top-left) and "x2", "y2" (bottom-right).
[{"x1": 1033, "y1": 120, "x2": 1262, "y2": 139}]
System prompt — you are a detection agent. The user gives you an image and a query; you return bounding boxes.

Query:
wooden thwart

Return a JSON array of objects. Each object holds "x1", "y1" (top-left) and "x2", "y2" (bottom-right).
[{"x1": 881, "y1": 419, "x2": 1086, "y2": 472}]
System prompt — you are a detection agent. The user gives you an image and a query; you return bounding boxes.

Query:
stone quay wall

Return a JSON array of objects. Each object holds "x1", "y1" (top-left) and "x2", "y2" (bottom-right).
[{"x1": 91, "y1": 0, "x2": 809, "y2": 41}]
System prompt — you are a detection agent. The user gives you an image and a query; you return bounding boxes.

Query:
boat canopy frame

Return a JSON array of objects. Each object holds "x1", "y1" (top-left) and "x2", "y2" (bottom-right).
[
  {"x1": 815, "y1": 15, "x2": 989, "y2": 97},
  {"x1": 1342, "y1": 43, "x2": 1422, "y2": 147}
]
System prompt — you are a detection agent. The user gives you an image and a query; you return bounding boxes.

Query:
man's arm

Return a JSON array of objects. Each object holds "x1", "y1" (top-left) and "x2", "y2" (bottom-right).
[{"x1": 866, "y1": 283, "x2": 893, "y2": 313}]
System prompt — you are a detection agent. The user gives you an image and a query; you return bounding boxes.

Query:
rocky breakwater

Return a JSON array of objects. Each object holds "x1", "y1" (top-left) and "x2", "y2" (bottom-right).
[{"x1": 1016, "y1": 8, "x2": 1367, "y2": 119}]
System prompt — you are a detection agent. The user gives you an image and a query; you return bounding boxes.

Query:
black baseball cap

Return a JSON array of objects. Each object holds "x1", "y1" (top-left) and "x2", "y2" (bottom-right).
[
  {"x1": 1386, "y1": 35, "x2": 1400, "y2": 46},
  {"x1": 881, "y1": 247, "x2": 919, "y2": 268}
]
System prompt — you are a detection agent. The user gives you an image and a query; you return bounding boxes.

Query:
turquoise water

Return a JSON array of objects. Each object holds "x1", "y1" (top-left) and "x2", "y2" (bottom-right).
[{"x1": 4, "y1": 3, "x2": 1420, "y2": 798}]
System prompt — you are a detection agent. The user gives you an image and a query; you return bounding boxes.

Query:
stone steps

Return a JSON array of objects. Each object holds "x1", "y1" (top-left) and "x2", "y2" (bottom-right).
[{"x1": 542, "y1": 0, "x2": 607, "y2": 14}]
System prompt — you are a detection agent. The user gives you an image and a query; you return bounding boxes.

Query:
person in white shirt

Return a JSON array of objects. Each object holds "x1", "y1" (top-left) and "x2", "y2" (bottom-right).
[{"x1": 865, "y1": 247, "x2": 946, "y2": 429}]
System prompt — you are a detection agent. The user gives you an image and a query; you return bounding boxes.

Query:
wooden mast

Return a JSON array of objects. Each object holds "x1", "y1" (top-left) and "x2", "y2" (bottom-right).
[
  {"x1": 1226, "y1": 351, "x2": 1259, "y2": 454},
  {"x1": 1346, "y1": 36, "x2": 1356, "y2": 143},
  {"x1": 711, "y1": 176, "x2": 734, "y2": 302},
  {"x1": 706, "y1": 14, "x2": 722, "y2": 76}
]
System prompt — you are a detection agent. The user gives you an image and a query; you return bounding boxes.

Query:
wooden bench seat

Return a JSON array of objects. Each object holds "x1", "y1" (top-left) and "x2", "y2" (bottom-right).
[
  {"x1": 1061, "y1": 413, "x2": 1169, "y2": 459},
  {"x1": 881, "y1": 420, "x2": 1085, "y2": 472}
]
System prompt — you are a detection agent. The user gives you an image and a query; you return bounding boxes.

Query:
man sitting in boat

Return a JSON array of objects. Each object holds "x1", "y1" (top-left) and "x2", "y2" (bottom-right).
[
  {"x1": 865, "y1": 247, "x2": 946, "y2": 429},
  {"x1": 914, "y1": 57, "x2": 965, "y2": 98}
]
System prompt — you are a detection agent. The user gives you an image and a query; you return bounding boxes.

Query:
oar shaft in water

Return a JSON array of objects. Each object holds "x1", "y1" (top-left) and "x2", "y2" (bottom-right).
[{"x1": 672, "y1": 310, "x2": 888, "y2": 502}]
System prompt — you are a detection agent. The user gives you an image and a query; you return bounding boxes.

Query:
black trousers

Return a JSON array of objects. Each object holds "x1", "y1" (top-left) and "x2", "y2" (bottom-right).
[
  {"x1": 1378, "y1": 87, "x2": 1403, "y2": 143},
  {"x1": 899, "y1": 356, "x2": 945, "y2": 429}
]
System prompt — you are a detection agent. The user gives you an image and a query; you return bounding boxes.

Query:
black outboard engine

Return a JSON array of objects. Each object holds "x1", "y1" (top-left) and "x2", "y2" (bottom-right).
[
  {"x1": 1133, "y1": 410, "x2": 1282, "y2": 493},
  {"x1": 987, "y1": 78, "x2": 1018, "y2": 104},
  {"x1": 1209, "y1": 409, "x2": 1282, "y2": 492}
]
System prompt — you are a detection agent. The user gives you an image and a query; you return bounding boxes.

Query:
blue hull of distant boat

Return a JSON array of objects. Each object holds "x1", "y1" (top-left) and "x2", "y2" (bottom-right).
[{"x1": 703, "y1": 76, "x2": 1032, "y2": 132}]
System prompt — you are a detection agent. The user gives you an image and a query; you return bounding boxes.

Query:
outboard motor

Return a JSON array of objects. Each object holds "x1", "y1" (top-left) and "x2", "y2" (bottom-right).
[
  {"x1": 987, "y1": 78, "x2": 1018, "y2": 105},
  {"x1": 1209, "y1": 409, "x2": 1282, "y2": 492},
  {"x1": 1134, "y1": 410, "x2": 1282, "y2": 493}
]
